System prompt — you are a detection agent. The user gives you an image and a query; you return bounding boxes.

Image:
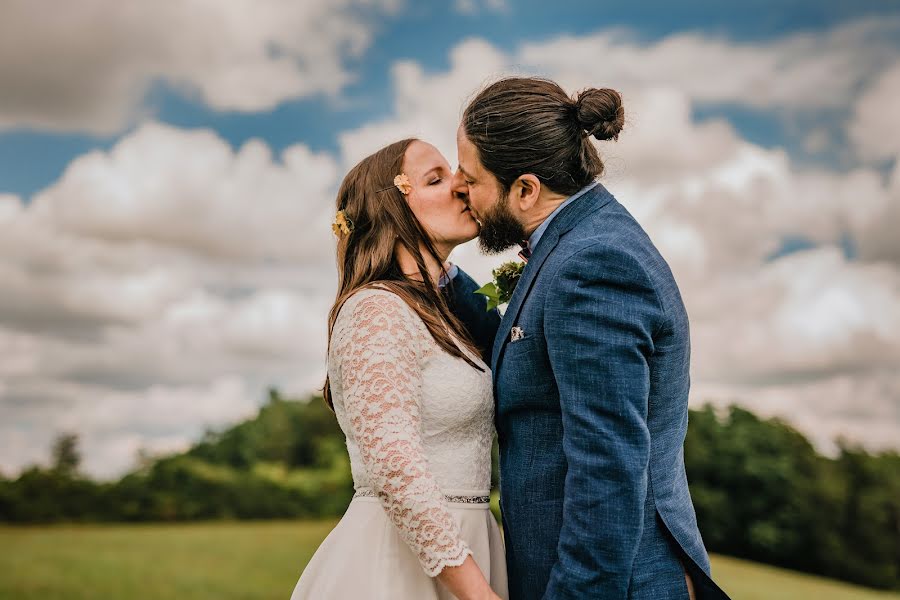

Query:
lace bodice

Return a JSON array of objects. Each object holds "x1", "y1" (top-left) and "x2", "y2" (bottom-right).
[{"x1": 328, "y1": 287, "x2": 494, "y2": 576}]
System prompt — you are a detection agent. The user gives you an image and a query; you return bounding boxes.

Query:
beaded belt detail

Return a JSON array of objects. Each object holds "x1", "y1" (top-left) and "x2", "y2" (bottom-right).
[{"x1": 353, "y1": 488, "x2": 490, "y2": 504}]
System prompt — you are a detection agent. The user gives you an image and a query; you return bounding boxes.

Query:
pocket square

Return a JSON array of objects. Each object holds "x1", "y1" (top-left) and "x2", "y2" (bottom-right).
[{"x1": 510, "y1": 326, "x2": 525, "y2": 341}]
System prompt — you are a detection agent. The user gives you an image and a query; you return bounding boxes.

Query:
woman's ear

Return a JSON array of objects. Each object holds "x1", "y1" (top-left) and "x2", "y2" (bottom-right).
[{"x1": 509, "y1": 174, "x2": 541, "y2": 212}]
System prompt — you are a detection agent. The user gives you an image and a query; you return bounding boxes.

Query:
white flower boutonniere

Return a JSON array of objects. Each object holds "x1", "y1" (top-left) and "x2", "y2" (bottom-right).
[{"x1": 474, "y1": 260, "x2": 525, "y2": 311}]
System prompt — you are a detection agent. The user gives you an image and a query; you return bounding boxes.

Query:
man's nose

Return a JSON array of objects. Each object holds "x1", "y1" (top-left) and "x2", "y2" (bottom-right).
[{"x1": 451, "y1": 169, "x2": 468, "y2": 198}]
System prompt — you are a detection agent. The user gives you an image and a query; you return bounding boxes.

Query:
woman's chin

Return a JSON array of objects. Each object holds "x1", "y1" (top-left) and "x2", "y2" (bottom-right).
[
  {"x1": 445, "y1": 235, "x2": 478, "y2": 251},
  {"x1": 440, "y1": 223, "x2": 481, "y2": 249},
  {"x1": 461, "y1": 228, "x2": 480, "y2": 244}
]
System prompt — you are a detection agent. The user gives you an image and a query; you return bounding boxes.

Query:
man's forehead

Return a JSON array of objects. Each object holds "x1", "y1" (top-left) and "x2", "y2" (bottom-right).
[
  {"x1": 456, "y1": 139, "x2": 478, "y2": 170},
  {"x1": 456, "y1": 128, "x2": 474, "y2": 154}
]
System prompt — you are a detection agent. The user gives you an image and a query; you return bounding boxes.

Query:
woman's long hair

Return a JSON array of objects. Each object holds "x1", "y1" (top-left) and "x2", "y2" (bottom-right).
[{"x1": 323, "y1": 138, "x2": 483, "y2": 410}]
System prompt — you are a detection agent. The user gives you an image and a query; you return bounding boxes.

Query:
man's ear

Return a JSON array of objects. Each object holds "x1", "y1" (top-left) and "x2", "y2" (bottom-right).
[{"x1": 509, "y1": 174, "x2": 541, "y2": 212}]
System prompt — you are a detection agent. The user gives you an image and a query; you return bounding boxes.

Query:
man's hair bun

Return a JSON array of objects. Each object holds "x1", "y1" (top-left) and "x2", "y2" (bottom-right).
[{"x1": 574, "y1": 88, "x2": 624, "y2": 141}]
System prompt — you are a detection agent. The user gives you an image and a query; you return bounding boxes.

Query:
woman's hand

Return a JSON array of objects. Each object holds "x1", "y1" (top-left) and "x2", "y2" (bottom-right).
[{"x1": 436, "y1": 555, "x2": 501, "y2": 600}]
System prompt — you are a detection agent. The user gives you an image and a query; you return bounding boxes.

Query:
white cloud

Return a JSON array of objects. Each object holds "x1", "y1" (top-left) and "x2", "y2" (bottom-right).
[
  {"x1": 850, "y1": 60, "x2": 900, "y2": 162},
  {"x1": 339, "y1": 38, "x2": 511, "y2": 168},
  {"x1": 30, "y1": 122, "x2": 338, "y2": 262},
  {"x1": 517, "y1": 17, "x2": 900, "y2": 111},
  {"x1": 0, "y1": 376, "x2": 259, "y2": 478},
  {"x1": 693, "y1": 370, "x2": 900, "y2": 455},
  {"x1": 0, "y1": 0, "x2": 400, "y2": 134},
  {"x1": 0, "y1": 194, "x2": 23, "y2": 219},
  {"x1": 689, "y1": 248, "x2": 900, "y2": 382},
  {"x1": 454, "y1": 0, "x2": 508, "y2": 15},
  {"x1": 0, "y1": 122, "x2": 340, "y2": 344},
  {"x1": 454, "y1": 0, "x2": 478, "y2": 14},
  {"x1": 339, "y1": 34, "x2": 899, "y2": 274},
  {"x1": 335, "y1": 26, "x2": 900, "y2": 457},
  {"x1": 4, "y1": 19, "x2": 900, "y2": 477},
  {"x1": 0, "y1": 124, "x2": 338, "y2": 477}
]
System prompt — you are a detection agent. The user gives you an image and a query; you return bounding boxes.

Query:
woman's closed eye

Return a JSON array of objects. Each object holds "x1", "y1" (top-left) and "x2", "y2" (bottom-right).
[{"x1": 429, "y1": 177, "x2": 442, "y2": 185}]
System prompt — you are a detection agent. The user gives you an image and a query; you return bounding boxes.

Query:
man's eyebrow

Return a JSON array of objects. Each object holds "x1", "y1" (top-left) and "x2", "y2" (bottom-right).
[{"x1": 457, "y1": 165, "x2": 473, "y2": 179}]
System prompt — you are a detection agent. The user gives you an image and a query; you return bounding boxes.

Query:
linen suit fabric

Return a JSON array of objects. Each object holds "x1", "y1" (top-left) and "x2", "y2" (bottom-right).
[{"x1": 450, "y1": 184, "x2": 729, "y2": 600}]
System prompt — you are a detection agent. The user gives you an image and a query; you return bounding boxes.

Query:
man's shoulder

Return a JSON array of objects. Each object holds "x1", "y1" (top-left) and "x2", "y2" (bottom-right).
[
  {"x1": 549, "y1": 208, "x2": 678, "y2": 294},
  {"x1": 551, "y1": 224, "x2": 650, "y2": 275}
]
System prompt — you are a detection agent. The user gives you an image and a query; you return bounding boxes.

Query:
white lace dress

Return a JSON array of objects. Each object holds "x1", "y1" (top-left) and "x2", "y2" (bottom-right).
[{"x1": 291, "y1": 288, "x2": 508, "y2": 599}]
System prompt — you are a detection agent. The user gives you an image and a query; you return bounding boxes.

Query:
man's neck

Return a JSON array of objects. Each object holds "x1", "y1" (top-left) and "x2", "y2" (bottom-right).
[{"x1": 522, "y1": 193, "x2": 568, "y2": 237}]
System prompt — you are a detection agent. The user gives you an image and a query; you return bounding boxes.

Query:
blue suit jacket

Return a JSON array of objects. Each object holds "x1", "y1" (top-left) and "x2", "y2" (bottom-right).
[{"x1": 451, "y1": 184, "x2": 729, "y2": 599}]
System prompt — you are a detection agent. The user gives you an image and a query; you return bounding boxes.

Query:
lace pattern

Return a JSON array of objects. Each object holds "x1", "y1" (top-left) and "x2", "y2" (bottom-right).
[{"x1": 330, "y1": 288, "x2": 488, "y2": 576}]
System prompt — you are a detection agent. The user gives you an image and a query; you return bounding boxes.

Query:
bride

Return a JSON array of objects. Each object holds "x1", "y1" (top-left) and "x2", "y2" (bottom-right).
[{"x1": 291, "y1": 139, "x2": 508, "y2": 600}]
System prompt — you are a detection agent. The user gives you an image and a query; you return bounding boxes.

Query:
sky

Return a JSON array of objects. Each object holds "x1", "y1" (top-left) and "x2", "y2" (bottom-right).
[{"x1": 1, "y1": 0, "x2": 899, "y2": 478}]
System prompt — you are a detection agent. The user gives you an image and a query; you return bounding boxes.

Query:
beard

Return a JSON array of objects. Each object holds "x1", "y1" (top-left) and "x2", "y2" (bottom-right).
[{"x1": 476, "y1": 190, "x2": 526, "y2": 255}]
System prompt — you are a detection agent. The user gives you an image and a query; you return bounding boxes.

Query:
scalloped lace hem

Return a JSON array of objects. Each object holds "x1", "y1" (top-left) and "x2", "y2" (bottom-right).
[{"x1": 424, "y1": 545, "x2": 474, "y2": 577}]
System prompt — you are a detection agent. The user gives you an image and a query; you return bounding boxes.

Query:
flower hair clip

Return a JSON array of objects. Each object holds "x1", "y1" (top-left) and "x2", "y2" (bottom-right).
[
  {"x1": 393, "y1": 173, "x2": 413, "y2": 195},
  {"x1": 377, "y1": 173, "x2": 413, "y2": 195},
  {"x1": 332, "y1": 210, "x2": 354, "y2": 237}
]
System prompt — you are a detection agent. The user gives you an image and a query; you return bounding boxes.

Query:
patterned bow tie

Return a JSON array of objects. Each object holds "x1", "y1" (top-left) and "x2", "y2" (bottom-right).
[{"x1": 518, "y1": 240, "x2": 531, "y2": 263}]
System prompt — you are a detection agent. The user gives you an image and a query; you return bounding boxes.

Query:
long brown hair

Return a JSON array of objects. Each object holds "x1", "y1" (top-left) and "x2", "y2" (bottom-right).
[{"x1": 323, "y1": 138, "x2": 484, "y2": 410}]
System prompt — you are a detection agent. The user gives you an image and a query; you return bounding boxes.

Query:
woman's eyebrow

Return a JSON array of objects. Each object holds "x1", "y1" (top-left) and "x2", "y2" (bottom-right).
[{"x1": 422, "y1": 166, "x2": 443, "y2": 179}]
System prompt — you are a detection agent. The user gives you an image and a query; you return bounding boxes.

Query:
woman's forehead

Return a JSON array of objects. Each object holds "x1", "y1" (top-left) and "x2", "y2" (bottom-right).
[{"x1": 404, "y1": 141, "x2": 448, "y2": 175}]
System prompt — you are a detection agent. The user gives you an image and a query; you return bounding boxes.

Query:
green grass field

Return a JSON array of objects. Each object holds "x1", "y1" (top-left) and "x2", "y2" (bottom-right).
[{"x1": 1, "y1": 521, "x2": 897, "y2": 600}]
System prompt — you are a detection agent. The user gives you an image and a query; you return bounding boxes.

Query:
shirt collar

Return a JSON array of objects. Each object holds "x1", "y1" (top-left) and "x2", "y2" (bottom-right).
[{"x1": 527, "y1": 181, "x2": 599, "y2": 253}]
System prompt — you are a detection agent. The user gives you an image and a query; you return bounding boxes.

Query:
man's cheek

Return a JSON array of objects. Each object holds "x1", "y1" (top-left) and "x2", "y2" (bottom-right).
[{"x1": 471, "y1": 191, "x2": 485, "y2": 210}]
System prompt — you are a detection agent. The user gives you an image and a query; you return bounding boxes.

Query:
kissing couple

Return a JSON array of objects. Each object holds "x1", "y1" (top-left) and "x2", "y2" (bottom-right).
[{"x1": 291, "y1": 77, "x2": 731, "y2": 600}]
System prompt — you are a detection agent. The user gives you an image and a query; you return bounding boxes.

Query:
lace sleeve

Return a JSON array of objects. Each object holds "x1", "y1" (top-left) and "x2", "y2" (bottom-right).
[{"x1": 334, "y1": 290, "x2": 473, "y2": 576}]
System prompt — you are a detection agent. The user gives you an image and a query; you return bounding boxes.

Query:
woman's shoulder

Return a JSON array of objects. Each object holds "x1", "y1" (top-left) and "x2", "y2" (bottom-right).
[
  {"x1": 334, "y1": 284, "x2": 427, "y2": 336},
  {"x1": 338, "y1": 284, "x2": 411, "y2": 314}
]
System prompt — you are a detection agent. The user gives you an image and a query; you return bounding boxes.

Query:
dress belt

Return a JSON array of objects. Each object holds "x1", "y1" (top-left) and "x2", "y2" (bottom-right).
[{"x1": 353, "y1": 488, "x2": 491, "y2": 505}]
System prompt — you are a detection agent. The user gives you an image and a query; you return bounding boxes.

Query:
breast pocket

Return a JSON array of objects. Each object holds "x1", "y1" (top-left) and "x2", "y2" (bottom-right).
[
  {"x1": 504, "y1": 334, "x2": 540, "y2": 358},
  {"x1": 500, "y1": 332, "x2": 544, "y2": 374},
  {"x1": 497, "y1": 335, "x2": 555, "y2": 404}
]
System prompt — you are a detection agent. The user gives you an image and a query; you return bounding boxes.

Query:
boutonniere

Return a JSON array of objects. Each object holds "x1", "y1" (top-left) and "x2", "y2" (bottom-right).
[{"x1": 474, "y1": 260, "x2": 525, "y2": 311}]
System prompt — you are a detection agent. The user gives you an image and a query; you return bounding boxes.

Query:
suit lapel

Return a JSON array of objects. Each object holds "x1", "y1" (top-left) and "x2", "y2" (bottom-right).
[{"x1": 490, "y1": 184, "x2": 613, "y2": 374}]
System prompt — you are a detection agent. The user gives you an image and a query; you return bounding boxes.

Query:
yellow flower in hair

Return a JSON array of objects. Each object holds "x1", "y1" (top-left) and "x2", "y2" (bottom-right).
[
  {"x1": 332, "y1": 210, "x2": 353, "y2": 237},
  {"x1": 394, "y1": 173, "x2": 413, "y2": 195}
]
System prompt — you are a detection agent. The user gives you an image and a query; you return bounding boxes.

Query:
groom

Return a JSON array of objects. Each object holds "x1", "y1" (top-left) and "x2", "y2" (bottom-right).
[{"x1": 446, "y1": 77, "x2": 730, "y2": 599}]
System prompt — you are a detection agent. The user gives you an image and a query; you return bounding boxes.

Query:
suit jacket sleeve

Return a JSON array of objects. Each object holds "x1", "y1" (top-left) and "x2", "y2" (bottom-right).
[
  {"x1": 443, "y1": 266, "x2": 501, "y2": 364},
  {"x1": 541, "y1": 243, "x2": 665, "y2": 600}
]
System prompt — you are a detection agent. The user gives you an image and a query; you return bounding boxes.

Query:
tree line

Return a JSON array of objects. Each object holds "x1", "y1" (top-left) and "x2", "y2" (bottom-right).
[{"x1": 0, "y1": 389, "x2": 897, "y2": 590}]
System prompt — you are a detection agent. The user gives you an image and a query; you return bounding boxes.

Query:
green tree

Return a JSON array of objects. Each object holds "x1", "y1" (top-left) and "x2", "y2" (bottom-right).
[{"x1": 51, "y1": 432, "x2": 80, "y2": 476}]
